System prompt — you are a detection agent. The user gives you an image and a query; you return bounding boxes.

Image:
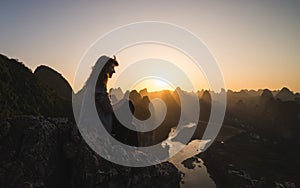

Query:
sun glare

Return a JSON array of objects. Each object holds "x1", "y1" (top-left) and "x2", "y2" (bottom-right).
[
  {"x1": 132, "y1": 78, "x2": 175, "y2": 92},
  {"x1": 106, "y1": 43, "x2": 210, "y2": 93}
]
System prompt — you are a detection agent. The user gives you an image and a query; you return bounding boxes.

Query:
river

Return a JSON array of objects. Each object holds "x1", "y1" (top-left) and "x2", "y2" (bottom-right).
[{"x1": 168, "y1": 140, "x2": 217, "y2": 188}]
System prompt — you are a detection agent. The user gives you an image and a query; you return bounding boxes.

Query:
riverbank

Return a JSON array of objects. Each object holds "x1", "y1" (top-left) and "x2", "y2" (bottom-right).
[{"x1": 198, "y1": 132, "x2": 299, "y2": 188}]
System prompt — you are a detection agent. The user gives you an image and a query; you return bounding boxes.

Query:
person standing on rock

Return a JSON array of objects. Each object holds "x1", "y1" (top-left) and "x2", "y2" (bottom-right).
[
  {"x1": 94, "y1": 55, "x2": 138, "y2": 146},
  {"x1": 94, "y1": 55, "x2": 119, "y2": 133},
  {"x1": 80, "y1": 55, "x2": 138, "y2": 146}
]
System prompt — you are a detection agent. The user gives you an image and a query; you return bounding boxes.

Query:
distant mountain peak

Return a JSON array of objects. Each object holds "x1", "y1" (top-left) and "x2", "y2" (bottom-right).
[
  {"x1": 139, "y1": 88, "x2": 148, "y2": 97},
  {"x1": 261, "y1": 89, "x2": 273, "y2": 97},
  {"x1": 275, "y1": 87, "x2": 294, "y2": 101}
]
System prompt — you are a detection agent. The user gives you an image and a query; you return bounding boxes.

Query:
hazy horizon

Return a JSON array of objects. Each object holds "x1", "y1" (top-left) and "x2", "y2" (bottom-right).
[{"x1": 2, "y1": 52, "x2": 299, "y2": 94}]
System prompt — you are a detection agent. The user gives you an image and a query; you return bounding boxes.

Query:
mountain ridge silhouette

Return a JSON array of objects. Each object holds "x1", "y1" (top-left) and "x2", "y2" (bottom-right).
[
  {"x1": 1, "y1": 53, "x2": 299, "y2": 143},
  {"x1": 0, "y1": 54, "x2": 72, "y2": 118},
  {"x1": 34, "y1": 65, "x2": 72, "y2": 100}
]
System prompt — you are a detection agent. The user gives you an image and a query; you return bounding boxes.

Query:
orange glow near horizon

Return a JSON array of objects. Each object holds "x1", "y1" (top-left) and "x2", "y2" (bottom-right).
[
  {"x1": 105, "y1": 43, "x2": 211, "y2": 93},
  {"x1": 131, "y1": 77, "x2": 176, "y2": 92}
]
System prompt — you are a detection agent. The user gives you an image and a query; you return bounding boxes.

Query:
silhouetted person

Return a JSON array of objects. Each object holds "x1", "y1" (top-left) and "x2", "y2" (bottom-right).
[
  {"x1": 93, "y1": 55, "x2": 138, "y2": 146},
  {"x1": 94, "y1": 55, "x2": 119, "y2": 133}
]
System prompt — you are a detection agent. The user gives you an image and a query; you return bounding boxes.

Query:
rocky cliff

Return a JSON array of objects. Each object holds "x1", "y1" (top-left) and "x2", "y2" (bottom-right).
[{"x1": 0, "y1": 116, "x2": 180, "y2": 188}]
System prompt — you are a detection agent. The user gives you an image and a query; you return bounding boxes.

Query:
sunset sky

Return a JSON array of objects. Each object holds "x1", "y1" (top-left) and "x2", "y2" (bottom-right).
[{"x1": 1, "y1": 1, "x2": 299, "y2": 92}]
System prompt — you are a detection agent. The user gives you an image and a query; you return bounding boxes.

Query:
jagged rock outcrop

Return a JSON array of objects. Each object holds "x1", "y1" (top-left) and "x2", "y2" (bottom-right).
[
  {"x1": 109, "y1": 87, "x2": 124, "y2": 102},
  {"x1": 139, "y1": 88, "x2": 148, "y2": 98},
  {"x1": 0, "y1": 116, "x2": 180, "y2": 188}
]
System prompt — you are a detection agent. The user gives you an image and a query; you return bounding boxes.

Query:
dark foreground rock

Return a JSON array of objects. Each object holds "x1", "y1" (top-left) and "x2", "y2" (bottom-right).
[
  {"x1": 181, "y1": 157, "x2": 201, "y2": 170},
  {"x1": 0, "y1": 116, "x2": 180, "y2": 188},
  {"x1": 199, "y1": 132, "x2": 299, "y2": 188}
]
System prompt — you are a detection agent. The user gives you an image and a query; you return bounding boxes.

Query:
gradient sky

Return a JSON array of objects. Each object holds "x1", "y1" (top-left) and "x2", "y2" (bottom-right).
[{"x1": 1, "y1": 0, "x2": 299, "y2": 92}]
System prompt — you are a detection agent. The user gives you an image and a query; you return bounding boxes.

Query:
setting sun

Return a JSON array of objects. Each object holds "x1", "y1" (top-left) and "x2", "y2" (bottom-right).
[
  {"x1": 106, "y1": 43, "x2": 209, "y2": 93},
  {"x1": 131, "y1": 77, "x2": 175, "y2": 92}
]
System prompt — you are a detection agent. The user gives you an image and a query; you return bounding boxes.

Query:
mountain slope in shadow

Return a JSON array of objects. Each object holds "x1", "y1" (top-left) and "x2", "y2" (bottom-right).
[
  {"x1": 34, "y1": 65, "x2": 72, "y2": 100},
  {"x1": 0, "y1": 54, "x2": 72, "y2": 118}
]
